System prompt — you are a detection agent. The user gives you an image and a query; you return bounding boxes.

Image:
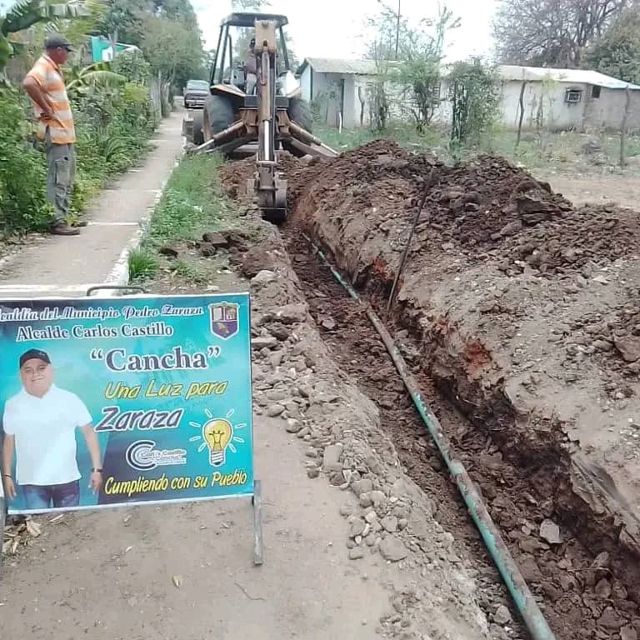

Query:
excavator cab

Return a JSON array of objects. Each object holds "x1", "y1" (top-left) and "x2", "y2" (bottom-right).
[
  {"x1": 184, "y1": 13, "x2": 308, "y2": 153},
  {"x1": 183, "y1": 13, "x2": 337, "y2": 224},
  {"x1": 214, "y1": 15, "x2": 292, "y2": 94}
]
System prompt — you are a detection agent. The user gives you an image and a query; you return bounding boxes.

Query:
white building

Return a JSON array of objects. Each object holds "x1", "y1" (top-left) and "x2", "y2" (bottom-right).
[
  {"x1": 297, "y1": 58, "x2": 377, "y2": 128},
  {"x1": 491, "y1": 65, "x2": 640, "y2": 132},
  {"x1": 299, "y1": 57, "x2": 640, "y2": 132}
]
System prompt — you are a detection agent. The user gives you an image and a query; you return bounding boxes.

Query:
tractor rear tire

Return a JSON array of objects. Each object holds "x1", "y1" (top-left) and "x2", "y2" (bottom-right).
[
  {"x1": 288, "y1": 97, "x2": 312, "y2": 133},
  {"x1": 191, "y1": 110, "x2": 205, "y2": 146},
  {"x1": 203, "y1": 94, "x2": 236, "y2": 141}
]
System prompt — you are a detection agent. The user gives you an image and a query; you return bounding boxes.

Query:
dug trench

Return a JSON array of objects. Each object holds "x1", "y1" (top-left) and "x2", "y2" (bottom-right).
[{"x1": 221, "y1": 142, "x2": 640, "y2": 640}]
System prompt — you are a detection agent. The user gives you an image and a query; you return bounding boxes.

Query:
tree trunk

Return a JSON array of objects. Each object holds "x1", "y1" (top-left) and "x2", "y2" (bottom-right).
[
  {"x1": 395, "y1": 0, "x2": 401, "y2": 59},
  {"x1": 515, "y1": 80, "x2": 527, "y2": 148}
]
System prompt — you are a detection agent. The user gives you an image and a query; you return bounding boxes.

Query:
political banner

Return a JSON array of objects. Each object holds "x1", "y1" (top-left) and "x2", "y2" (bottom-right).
[{"x1": 0, "y1": 294, "x2": 254, "y2": 515}]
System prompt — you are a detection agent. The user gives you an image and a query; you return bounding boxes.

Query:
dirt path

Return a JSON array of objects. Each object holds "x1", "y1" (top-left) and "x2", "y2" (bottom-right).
[
  {"x1": 0, "y1": 137, "x2": 514, "y2": 639},
  {"x1": 0, "y1": 415, "x2": 393, "y2": 640},
  {"x1": 0, "y1": 242, "x2": 505, "y2": 640},
  {"x1": 0, "y1": 110, "x2": 183, "y2": 299},
  {"x1": 539, "y1": 171, "x2": 640, "y2": 209}
]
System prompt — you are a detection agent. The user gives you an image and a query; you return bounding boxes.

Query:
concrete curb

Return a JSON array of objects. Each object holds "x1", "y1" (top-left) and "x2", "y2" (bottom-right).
[{"x1": 102, "y1": 152, "x2": 184, "y2": 296}]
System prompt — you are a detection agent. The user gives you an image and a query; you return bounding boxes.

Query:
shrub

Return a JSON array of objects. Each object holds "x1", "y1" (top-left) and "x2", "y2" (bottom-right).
[
  {"x1": 0, "y1": 67, "x2": 157, "y2": 236},
  {"x1": 71, "y1": 79, "x2": 156, "y2": 213},
  {"x1": 0, "y1": 91, "x2": 51, "y2": 234}
]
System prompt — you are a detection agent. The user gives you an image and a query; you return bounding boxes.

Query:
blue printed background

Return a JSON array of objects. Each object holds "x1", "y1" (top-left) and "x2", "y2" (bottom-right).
[{"x1": 0, "y1": 294, "x2": 254, "y2": 514}]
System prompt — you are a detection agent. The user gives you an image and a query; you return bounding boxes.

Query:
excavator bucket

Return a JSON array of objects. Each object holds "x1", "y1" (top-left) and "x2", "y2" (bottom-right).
[{"x1": 260, "y1": 177, "x2": 288, "y2": 224}]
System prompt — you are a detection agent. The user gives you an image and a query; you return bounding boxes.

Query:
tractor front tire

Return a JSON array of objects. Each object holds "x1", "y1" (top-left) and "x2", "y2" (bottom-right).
[
  {"x1": 203, "y1": 94, "x2": 236, "y2": 141},
  {"x1": 288, "y1": 97, "x2": 312, "y2": 133}
]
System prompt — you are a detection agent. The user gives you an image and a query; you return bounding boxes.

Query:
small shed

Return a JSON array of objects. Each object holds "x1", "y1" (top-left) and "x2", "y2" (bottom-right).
[
  {"x1": 495, "y1": 65, "x2": 640, "y2": 131},
  {"x1": 297, "y1": 57, "x2": 377, "y2": 128},
  {"x1": 89, "y1": 36, "x2": 140, "y2": 63}
]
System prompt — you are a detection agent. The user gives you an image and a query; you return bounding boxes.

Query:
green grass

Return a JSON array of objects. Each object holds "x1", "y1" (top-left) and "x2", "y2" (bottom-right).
[
  {"x1": 173, "y1": 259, "x2": 210, "y2": 284},
  {"x1": 128, "y1": 247, "x2": 159, "y2": 281},
  {"x1": 129, "y1": 153, "x2": 245, "y2": 283},
  {"x1": 146, "y1": 154, "x2": 233, "y2": 246},
  {"x1": 316, "y1": 123, "x2": 448, "y2": 157}
]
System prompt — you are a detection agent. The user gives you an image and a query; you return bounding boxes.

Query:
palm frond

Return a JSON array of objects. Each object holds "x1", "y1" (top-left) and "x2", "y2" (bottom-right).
[
  {"x1": 67, "y1": 61, "x2": 126, "y2": 98},
  {"x1": 2, "y1": 1, "x2": 91, "y2": 36},
  {"x1": 2, "y1": 0, "x2": 45, "y2": 35},
  {"x1": 72, "y1": 69, "x2": 125, "y2": 89}
]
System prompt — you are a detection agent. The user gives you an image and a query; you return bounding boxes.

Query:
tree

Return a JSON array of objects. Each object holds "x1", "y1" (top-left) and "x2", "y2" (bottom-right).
[
  {"x1": 232, "y1": 0, "x2": 270, "y2": 10},
  {"x1": 449, "y1": 60, "x2": 500, "y2": 149},
  {"x1": 494, "y1": 0, "x2": 630, "y2": 68},
  {"x1": 0, "y1": 0, "x2": 90, "y2": 85},
  {"x1": 365, "y1": 2, "x2": 458, "y2": 130},
  {"x1": 97, "y1": 0, "x2": 204, "y2": 87},
  {"x1": 155, "y1": 0, "x2": 199, "y2": 25},
  {"x1": 396, "y1": 6, "x2": 459, "y2": 129},
  {"x1": 98, "y1": 0, "x2": 148, "y2": 49},
  {"x1": 142, "y1": 14, "x2": 204, "y2": 90},
  {"x1": 585, "y1": 5, "x2": 640, "y2": 82}
]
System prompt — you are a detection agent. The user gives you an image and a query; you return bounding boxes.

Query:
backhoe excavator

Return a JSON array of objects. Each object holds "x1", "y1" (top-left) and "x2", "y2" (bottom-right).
[{"x1": 183, "y1": 13, "x2": 338, "y2": 224}]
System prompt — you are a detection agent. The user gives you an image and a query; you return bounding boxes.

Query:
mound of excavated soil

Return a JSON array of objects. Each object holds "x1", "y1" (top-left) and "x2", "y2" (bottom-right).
[{"x1": 284, "y1": 141, "x2": 640, "y2": 277}]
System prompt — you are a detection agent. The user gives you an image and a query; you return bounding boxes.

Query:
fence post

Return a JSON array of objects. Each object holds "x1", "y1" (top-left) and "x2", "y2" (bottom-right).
[
  {"x1": 620, "y1": 85, "x2": 632, "y2": 167},
  {"x1": 515, "y1": 80, "x2": 527, "y2": 148}
]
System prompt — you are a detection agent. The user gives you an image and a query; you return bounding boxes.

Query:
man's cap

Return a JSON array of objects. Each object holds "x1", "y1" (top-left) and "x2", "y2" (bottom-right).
[
  {"x1": 44, "y1": 33, "x2": 73, "y2": 51},
  {"x1": 19, "y1": 349, "x2": 51, "y2": 368}
]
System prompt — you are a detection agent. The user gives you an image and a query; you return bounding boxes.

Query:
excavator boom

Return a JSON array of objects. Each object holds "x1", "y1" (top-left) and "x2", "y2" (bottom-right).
[
  {"x1": 183, "y1": 13, "x2": 338, "y2": 224},
  {"x1": 254, "y1": 20, "x2": 288, "y2": 223}
]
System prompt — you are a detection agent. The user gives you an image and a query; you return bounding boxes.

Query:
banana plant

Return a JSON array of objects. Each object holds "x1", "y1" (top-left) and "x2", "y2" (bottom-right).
[
  {"x1": 0, "y1": 0, "x2": 90, "y2": 86},
  {"x1": 66, "y1": 61, "x2": 125, "y2": 98}
]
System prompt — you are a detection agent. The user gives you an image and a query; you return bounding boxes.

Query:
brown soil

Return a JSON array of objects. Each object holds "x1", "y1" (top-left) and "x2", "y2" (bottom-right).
[
  {"x1": 220, "y1": 140, "x2": 640, "y2": 639},
  {"x1": 287, "y1": 142, "x2": 640, "y2": 279}
]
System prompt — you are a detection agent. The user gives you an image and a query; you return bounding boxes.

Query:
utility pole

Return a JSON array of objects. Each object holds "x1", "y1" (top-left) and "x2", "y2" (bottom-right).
[{"x1": 395, "y1": 0, "x2": 401, "y2": 59}]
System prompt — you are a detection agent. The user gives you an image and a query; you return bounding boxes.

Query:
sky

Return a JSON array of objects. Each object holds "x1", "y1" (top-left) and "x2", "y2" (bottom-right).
[{"x1": 192, "y1": 0, "x2": 500, "y2": 64}]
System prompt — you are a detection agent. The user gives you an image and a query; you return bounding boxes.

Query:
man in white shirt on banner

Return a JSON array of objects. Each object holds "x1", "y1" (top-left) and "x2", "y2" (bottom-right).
[{"x1": 1, "y1": 349, "x2": 103, "y2": 511}]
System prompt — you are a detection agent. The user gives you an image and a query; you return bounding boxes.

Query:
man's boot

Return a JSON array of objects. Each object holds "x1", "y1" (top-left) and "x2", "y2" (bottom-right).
[{"x1": 51, "y1": 221, "x2": 80, "y2": 236}]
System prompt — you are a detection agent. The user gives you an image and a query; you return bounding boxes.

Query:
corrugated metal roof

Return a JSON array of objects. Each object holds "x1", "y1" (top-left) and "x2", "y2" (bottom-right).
[
  {"x1": 299, "y1": 57, "x2": 378, "y2": 75},
  {"x1": 497, "y1": 65, "x2": 640, "y2": 90}
]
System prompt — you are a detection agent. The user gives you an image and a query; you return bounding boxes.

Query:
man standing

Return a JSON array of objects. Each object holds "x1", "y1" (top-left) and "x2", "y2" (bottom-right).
[
  {"x1": 245, "y1": 37, "x2": 257, "y2": 95},
  {"x1": 1, "y1": 349, "x2": 103, "y2": 511},
  {"x1": 23, "y1": 34, "x2": 82, "y2": 236}
]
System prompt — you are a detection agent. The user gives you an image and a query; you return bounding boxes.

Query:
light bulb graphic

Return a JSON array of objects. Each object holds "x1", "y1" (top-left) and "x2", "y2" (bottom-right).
[
  {"x1": 190, "y1": 409, "x2": 247, "y2": 465},
  {"x1": 202, "y1": 418, "x2": 233, "y2": 467}
]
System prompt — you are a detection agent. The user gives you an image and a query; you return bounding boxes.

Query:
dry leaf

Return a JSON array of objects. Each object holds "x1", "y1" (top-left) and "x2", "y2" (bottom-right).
[
  {"x1": 26, "y1": 520, "x2": 42, "y2": 538},
  {"x1": 172, "y1": 575, "x2": 183, "y2": 588}
]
